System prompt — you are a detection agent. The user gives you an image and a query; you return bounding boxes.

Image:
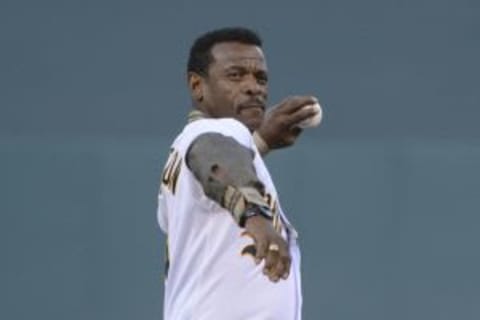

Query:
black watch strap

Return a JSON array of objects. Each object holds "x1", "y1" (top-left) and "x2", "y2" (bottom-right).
[{"x1": 239, "y1": 205, "x2": 273, "y2": 227}]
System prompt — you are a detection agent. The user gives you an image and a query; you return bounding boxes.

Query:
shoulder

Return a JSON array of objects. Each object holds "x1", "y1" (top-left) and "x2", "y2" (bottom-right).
[
  {"x1": 177, "y1": 118, "x2": 253, "y2": 149},
  {"x1": 186, "y1": 118, "x2": 251, "y2": 137}
]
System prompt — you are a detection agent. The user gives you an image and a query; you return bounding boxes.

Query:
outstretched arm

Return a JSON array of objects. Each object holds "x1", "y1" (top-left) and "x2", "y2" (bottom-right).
[{"x1": 186, "y1": 132, "x2": 291, "y2": 282}]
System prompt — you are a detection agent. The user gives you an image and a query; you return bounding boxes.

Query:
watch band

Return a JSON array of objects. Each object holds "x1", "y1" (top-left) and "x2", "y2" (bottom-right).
[{"x1": 239, "y1": 205, "x2": 273, "y2": 227}]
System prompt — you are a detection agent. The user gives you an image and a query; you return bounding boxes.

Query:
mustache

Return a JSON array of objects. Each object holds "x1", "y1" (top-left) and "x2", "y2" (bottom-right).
[{"x1": 237, "y1": 98, "x2": 266, "y2": 111}]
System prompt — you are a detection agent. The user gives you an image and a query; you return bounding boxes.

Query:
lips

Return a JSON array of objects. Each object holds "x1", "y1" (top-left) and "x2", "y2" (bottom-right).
[{"x1": 238, "y1": 101, "x2": 266, "y2": 111}]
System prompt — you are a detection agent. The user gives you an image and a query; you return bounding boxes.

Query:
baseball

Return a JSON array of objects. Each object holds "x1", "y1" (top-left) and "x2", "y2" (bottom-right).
[{"x1": 296, "y1": 102, "x2": 323, "y2": 128}]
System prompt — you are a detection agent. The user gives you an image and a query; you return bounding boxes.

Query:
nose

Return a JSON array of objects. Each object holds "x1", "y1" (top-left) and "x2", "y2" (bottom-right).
[{"x1": 243, "y1": 76, "x2": 266, "y2": 97}]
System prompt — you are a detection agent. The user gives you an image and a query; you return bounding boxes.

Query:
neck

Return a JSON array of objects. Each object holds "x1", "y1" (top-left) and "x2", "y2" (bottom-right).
[{"x1": 188, "y1": 109, "x2": 208, "y2": 123}]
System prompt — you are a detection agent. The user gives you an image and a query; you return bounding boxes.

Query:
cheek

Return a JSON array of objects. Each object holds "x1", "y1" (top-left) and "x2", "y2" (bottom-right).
[
  {"x1": 213, "y1": 82, "x2": 239, "y2": 105},
  {"x1": 203, "y1": 81, "x2": 239, "y2": 115},
  {"x1": 215, "y1": 81, "x2": 235, "y2": 97}
]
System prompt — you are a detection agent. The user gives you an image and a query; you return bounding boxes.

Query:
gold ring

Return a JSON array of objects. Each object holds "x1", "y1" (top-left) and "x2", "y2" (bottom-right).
[{"x1": 268, "y1": 243, "x2": 280, "y2": 252}]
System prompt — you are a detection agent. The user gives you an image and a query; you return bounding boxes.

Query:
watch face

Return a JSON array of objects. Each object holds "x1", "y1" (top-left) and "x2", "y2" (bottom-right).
[{"x1": 245, "y1": 207, "x2": 261, "y2": 218}]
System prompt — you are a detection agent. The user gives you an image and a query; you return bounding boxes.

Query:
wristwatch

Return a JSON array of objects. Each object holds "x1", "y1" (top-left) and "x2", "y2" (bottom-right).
[{"x1": 239, "y1": 205, "x2": 273, "y2": 227}]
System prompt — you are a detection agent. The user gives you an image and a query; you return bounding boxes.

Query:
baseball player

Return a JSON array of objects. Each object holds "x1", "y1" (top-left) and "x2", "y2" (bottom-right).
[{"x1": 158, "y1": 27, "x2": 318, "y2": 319}]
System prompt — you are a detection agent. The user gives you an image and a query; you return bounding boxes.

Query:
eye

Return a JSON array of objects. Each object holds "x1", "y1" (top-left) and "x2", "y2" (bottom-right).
[
  {"x1": 256, "y1": 73, "x2": 268, "y2": 85},
  {"x1": 227, "y1": 70, "x2": 243, "y2": 81}
]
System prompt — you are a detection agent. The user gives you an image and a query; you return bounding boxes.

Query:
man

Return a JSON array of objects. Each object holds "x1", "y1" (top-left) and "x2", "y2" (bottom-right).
[{"x1": 158, "y1": 27, "x2": 318, "y2": 319}]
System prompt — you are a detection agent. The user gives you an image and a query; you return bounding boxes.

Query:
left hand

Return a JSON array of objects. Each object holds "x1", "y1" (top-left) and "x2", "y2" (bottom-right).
[{"x1": 256, "y1": 96, "x2": 318, "y2": 150}]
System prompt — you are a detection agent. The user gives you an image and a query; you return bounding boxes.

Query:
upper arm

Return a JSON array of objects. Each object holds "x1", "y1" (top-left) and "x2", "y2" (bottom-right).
[
  {"x1": 187, "y1": 132, "x2": 257, "y2": 185},
  {"x1": 186, "y1": 132, "x2": 263, "y2": 204}
]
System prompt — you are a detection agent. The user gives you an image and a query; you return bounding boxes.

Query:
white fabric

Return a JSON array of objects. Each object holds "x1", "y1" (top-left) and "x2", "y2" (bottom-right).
[{"x1": 157, "y1": 118, "x2": 302, "y2": 320}]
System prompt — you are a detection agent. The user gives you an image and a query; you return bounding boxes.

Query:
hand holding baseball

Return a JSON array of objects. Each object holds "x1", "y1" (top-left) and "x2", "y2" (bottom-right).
[
  {"x1": 256, "y1": 96, "x2": 322, "y2": 150},
  {"x1": 295, "y1": 100, "x2": 323, "y2": 128}
]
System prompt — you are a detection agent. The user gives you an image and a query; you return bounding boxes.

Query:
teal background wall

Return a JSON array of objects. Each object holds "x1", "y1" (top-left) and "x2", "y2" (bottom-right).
[{"x1": 1, "y1": 0, "x2": 479, "y2": 319}]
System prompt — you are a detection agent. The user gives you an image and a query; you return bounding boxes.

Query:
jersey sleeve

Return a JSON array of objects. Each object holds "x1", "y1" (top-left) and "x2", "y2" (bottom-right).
[
  {"x1": 173, "y1": 118, "x2": 256, "y2": 158},
  {"x1": 158, "y1": 118, "x2": 258, "y2": 228}
]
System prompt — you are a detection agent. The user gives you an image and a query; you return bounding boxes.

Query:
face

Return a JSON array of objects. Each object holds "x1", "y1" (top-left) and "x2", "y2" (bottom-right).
[{"x1": 189, "y1": 42, "x2": 268, "y2": 131}]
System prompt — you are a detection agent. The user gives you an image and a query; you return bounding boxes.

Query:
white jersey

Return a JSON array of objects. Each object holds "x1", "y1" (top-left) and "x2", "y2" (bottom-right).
[{"x1": 157, "y1": 118, "x2": 302, "y2": 320}]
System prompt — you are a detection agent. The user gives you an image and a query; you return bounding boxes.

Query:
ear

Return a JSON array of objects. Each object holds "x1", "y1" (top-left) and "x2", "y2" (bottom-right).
[{"x1": 187, "y1": 72, "x2": 205, "y2": 103}]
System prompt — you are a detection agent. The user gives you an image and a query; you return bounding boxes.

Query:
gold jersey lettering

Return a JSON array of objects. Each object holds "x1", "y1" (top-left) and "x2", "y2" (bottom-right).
[{"x1": 162, "y1": 148, "x2": 182, "y2": 195}]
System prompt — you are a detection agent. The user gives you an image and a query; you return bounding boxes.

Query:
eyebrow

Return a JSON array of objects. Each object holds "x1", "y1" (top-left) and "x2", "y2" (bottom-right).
[{"x1": 223, "y1": 64, "x2": 267, "y2": 73}]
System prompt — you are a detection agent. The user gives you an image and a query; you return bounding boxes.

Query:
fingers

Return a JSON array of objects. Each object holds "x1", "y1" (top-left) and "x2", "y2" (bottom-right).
[
  {"x1": 285, "y1": 104, "x2": 319, "y2": 127},
  {"x1": 262, "y1": 239, "x2": 291, "y2": 282},
  {"x1": 269, "y1": 96, "x2": 319, "y2": 128},
  {"x1": 244, "y1": 215, "x2": 291, "y2": 282},
  {"x1": 262, "y1": 244, "x2": 277, "y2": 278},
  {"x1": 275, "y1": 95, "x2": 318, "y2": 114},
  {"x1": 281, "y1": 255, "x2": 291, "y2": 280},
  {"x1": 254, "y1": 235, "x2": 269, "y2": 265}
]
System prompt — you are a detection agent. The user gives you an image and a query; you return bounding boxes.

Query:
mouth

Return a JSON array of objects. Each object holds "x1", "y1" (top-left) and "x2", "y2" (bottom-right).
[{"x1": 238, "y1": 101, "x2": 266, "y2": 112}]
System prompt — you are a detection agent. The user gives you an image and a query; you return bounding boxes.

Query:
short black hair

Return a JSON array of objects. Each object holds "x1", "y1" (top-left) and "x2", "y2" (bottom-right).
[{"x1": 187, "y1": 27, "x2": 262, "y2": 76}]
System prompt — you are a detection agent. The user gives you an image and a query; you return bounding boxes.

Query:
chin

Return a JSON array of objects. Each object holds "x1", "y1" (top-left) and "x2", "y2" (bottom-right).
[
  {"x1": 236, "y1": 109, "x2": 264, "y2": 132},
  {"x1": 243, "y1": 117, "x2": 263, "y2": 132}
]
